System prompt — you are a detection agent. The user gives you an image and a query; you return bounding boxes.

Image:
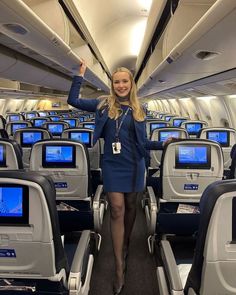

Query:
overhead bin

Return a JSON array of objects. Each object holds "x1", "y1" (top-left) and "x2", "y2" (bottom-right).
[
  {"x1": 137, "y1": 0, "x2": 236, "y2": 97},
  {"x1": 0, "y1": 0, "x2": 110, "y2": 92},
  {"x1": 135, "y1": 0, "x2": 167, "y2": 73},
  {"x1": 0, "y1": 45, "x2": 71, "y2": 91}
]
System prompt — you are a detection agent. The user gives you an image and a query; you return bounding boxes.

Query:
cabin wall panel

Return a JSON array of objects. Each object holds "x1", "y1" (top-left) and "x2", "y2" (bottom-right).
[
  {"x1": 223, "y1": 96, "x2": 236, "y2": 129},
  {"x1": 196, "y1": 97, "x2": 229, "y2": 127}
]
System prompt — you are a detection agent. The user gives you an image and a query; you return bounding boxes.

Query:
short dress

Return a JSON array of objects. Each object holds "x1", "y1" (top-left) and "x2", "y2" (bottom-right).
[{"x1": 102, "y1": 105, "x2": 145, "y2": 193}]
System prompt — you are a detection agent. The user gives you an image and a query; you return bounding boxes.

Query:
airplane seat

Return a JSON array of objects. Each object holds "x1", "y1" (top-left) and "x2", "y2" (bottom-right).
[
  {"x1": 5, "y1": 121, "x2": 32, "y2": 138},
  {"x1": 0, "y1": 138, "x2": 23, "y2": 170},
  {"x1": 146, "y1": 120, "x2": 170, "y2": 139},
  {"x1": 149, "y1": 127, "x2": 189, "y2": 171},
  {"x1": 13, "y1": 127, "x2": 52, "y2": 169},
  {"x1": 228, "y1": 143, "x2": 236, "y2": 179},
  {"x1": 157, "y1": 179, "x2": 236, "y2": 295},
  {"x1": 0, "y1": 115, "x2": 6, "y2": 129},
  {"x1": 0, "y1": 170, "x2": 94, "y2": 295},
  {"x1": 5, "y1": 113, "x2": 25, "y2": 124},
  {"x1": 198, "y1": 127, "x2": 236, "y2": 170},
  {"x1": 180, "y1": 120, "x2": 208, "y2": 138},
  {"x1": 144, "y1": 139, "x2": 224, "y2": 248},
  {"x1": 42, "y1": 121, "x2": 70, "y2": 138},
  {"x1": 29, "y1": 139, "x2": 105, "y2": 234},
  {"x1": 61, "y1": 128, "x2": 103, "y2": 192}
]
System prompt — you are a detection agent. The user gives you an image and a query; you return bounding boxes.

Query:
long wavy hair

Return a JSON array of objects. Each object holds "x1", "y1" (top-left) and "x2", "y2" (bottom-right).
[{"x1": 98, "y1": 67, "x2": 145, "y2": 121}]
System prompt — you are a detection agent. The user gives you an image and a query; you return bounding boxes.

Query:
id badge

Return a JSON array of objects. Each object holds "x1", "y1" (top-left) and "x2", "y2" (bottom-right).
[{"x1": 112, "y1": 142, "x2": 121, "y2": 154}]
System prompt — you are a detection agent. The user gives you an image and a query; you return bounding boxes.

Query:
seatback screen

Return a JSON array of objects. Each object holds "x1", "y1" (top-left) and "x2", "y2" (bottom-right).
[
  {"x1": 47, "y1": 124, "x2": 63, "y2": 135},
  {"x1": 26, "y1": 113, "x2": 36, "y2": 119},
  {"x1": 206, "y1": 130, "x2": 229, "y2": 147},
  {"x1": 150, "y1": 122, "x2": 167, "y2": 132},
  {"x1": 0, "y1": 185, "x2": 29, "y2": 225},
  {"x1": 11, "y1": 123, "x2": 27, "y2": 134},
  {"x1": 185, "y1": 123, "x2": 202, "y2": 135},
  {"x1": 83, "y1": 123, "x2": 95, "y2": 130},
  {"x1": 69, "y1": 131, "x2": 92, "y2": 147},
  {"x1": 9, "y1": 115, "x2": 20, "y2": 121},
  {"x1": 175, "y1": 145, "x2": 211, "y2": 169},
  {"x1": 159, "y1": 131, "x2": 180, "y2": 142},
  {"x1": 42, "y1": 144, "x2": 76, "y2": 168},
  {"x1": 34, "y1": 119, "x2": 47, "y2": 127},
  {"x1": 173, "y1": 119, "x2": 186, "y2": 127},
  {"x1": 64, "y1": 119, "x2": 76, "y2": 128},
  {"x1": 0, "y1": 145, "x2": 6, "y2": 167},
  {"x1": 21, "y1": 131, "x2": 43, "y2": 147}
]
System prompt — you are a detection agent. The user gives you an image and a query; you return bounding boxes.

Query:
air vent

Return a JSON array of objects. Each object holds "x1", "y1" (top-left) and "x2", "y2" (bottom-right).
[
  {"x1": 194, "y1": 50, "x2": 220, "y2": 61},
  {"x1": 2, "y1": 23, "x2": 28, "y2": 35}
]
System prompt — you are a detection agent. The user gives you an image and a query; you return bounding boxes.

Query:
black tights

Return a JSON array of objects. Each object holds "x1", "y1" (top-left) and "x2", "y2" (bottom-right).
[{"x1": 108, "y1": 192, "x2": 138, "y2": 278}]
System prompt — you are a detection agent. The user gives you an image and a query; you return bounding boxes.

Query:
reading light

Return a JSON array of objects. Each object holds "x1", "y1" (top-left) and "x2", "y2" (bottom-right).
[{"x1": 130, "y1": 20, "x2": 147, "y2": 55}]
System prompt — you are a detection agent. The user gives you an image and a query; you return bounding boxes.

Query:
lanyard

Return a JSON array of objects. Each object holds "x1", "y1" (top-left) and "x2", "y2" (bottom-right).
[{"x1": 115, "y1": 107, "x2": 130, "y2": 141}]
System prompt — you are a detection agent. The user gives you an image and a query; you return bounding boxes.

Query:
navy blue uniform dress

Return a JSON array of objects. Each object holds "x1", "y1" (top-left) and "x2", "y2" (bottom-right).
[
  {"x1": 67, "y1": 76, "x2": 163, "y2": 193},
  {"x1": 102, "y1": 105, "x2": 145, "y2": 192}
]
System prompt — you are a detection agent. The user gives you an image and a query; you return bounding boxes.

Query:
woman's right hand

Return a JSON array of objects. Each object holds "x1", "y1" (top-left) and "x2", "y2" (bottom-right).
[{"x1": 78, "y1": 60, "x2": 87, "y2": 77}]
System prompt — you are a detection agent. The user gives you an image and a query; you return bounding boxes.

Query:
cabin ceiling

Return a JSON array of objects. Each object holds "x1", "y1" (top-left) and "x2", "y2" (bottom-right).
[{"x1": 0, "y1": 0, "x2": 236, "y2": 101}]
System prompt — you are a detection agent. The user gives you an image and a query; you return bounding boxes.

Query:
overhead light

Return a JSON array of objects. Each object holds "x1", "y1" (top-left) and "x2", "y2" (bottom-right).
[
  {"x1": 196, "y1": 96, "x2": 217, "y2": 100},
  {"x1": 179, "y1": 98, "x2": 190, "y2": 101},
  {"x1": 130, "y1": 19, "x2": 147, "y2": 55},
  {"x1": 228, "y1": 95, "x2": 236, "y2": 98}
]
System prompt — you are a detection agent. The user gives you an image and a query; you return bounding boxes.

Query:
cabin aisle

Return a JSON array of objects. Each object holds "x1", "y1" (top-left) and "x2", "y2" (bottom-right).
[{"x1": 89, "y1": 193, "x2": 158, "y2": 295}]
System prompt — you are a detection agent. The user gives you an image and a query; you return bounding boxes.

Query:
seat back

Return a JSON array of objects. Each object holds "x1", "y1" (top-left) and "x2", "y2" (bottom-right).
[
  {"x1": 24, "y1": 111, "x2": 39, "y2": 120},
  {"x1": 5, "y1": 113, "x2": 24, "y2": 124},
  {"x1": 61, "y1": 128, "x2": 101, "y2": 170},
  {"x1": 146, "y1": 120, "x2": 170, "y2": 139},
  {"x1": 185, "y1": 179, "x2": 236, "y2": 294},
  {"x1": 161, "y1": 139, "x2": 223, "y2": 202},
  {"x1": 5, "y1": 121, "x2": 32, "y2": 137},
  {"x1": 0, "y1": 138, "x2": 23, "y2": 170},
  {"x1": 169, "y1": 117, "x2": 188, "y2": 127},
  {"x1": 0, "y1": 171, "x2": 68, "y2": 280},
  {"x1": 13, "y1": 128, "x2": 52, "y2": 168},
  {"x1": 81, "y1": 122, "x2": 95, "y2": 130},
  {"x1": 0, "y1": 115, "x2": 6, "y2": 129},
  {"x1": 181, "y1": 120, "x2": 208, "y2": 138},
  {"x1": 30, "y1": 117, "x2": 50, "y2": 127},
  {"x1": 60, "y1": 118, "x2": 79, "y2": 128},
  {"x1": 199, "y1": 127, "x2": 236, "y2": 169},
  {"x1": 42, "y1": 122, "x2": 69, "y2": 138},
  {"x1": 150, "y1": 127, "x2": 189, "y2": 168},
  {"x1": 30, "y1": 139, "x2": 91, "y2": 200}
]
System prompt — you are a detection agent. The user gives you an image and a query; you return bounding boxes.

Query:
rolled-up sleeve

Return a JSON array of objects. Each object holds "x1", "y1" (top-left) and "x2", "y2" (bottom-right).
[{"x1": 67, "y1": 76, "x2": 99, "y2": 112}]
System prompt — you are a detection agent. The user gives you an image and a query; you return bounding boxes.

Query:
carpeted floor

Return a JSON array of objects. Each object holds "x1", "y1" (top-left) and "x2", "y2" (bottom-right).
[{"x1": 89, "y1": 194, "x2": 158, "y2": 295}]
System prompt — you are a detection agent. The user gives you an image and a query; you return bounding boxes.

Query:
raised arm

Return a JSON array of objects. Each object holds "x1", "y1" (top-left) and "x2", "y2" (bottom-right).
[{"x1": 67, "y1": 61, "x2": 99, "y2": 112}]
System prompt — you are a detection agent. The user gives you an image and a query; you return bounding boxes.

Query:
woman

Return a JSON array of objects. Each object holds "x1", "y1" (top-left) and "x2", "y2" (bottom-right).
[{"x1": 67, "y1": 61, "x2": 162, "y2": 294}]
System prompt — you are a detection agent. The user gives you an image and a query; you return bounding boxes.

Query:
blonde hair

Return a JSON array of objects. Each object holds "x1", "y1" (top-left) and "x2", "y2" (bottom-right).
[{"x1": 98, "y1": 67, "x2": 145, "y2": 121}]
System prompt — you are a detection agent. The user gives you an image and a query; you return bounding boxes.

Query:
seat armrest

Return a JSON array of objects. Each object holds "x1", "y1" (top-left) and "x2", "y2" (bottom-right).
[
  {"x1": 68, "y1": 230, "x2": 92, "y2": 293},
  {"x1": 160, "y1": 240, "x2": 183, "y2": 292},
  {"x1": 145, "y1": 186, "x2": 158, "y2": 234},
  {"x1": 93, "y1": 184, "x2": 105, "y2": 232}
]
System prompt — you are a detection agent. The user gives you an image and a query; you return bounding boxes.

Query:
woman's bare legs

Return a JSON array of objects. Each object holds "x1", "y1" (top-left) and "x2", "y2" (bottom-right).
[
  {"x1": 108, "y1": 192, "x2": 125, "y2": 288},
  {"x1": 124, "y1": 192, "x2": 138, "y2": 256}
]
